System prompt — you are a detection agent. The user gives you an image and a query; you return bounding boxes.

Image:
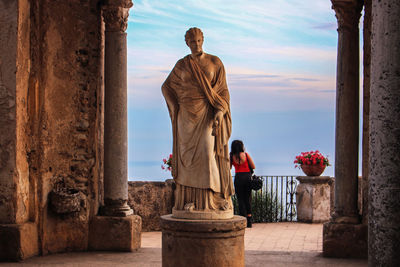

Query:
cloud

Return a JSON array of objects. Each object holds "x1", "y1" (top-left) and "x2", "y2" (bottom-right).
[
  {"x1": 312, "y1": 22, "x2": 337, "y2": 31},
  {"x1": 290, "y1": 78, "x2": 320, "y2": 82},
  {"x1": 128, "y1": 0, "x2": 337, "y2": 49},
  {"x1": 127, "y1": 65, "x2": 335, "y2": 113}
]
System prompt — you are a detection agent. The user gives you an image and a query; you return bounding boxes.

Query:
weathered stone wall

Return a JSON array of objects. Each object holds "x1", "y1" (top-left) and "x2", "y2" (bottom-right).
[
  {"x1": 0, "y1": 0, "x2": 19, "y2": 224},
  {"x1": 16, "y1": 0, "x2": 32, "y2": 226},
  {"x1": 0, "y1": 0, "x2": 39, "y2": 260},
  {"x1": 27, "y1": 0, "x2": 103, "y2": 255},
  {"x1": 128, "y1": 180, "x2": 174, "y2": 231},
  {"x1": 0, "y1": 0, "x2": 31, "y2": 225}
]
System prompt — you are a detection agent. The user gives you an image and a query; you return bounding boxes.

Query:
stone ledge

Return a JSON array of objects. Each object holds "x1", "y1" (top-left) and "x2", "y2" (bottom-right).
[
  {"x1": 296, "y1": 176, "x2": 333, "y2": 184},
  {"x1": 128, "y1": 180, "x2": 174, "y2": 231},
  {"x1": 160, "y1": 214, "x2": 246, "y2": 233},
  {"x1": 172, "y1": 207, "x2": 233, "y2": 220},
  {"x1": 323, "y1": 222, "x2": 367, "y2": 258},
  {"x1": 0, "y1": 222, "x2": 39, "y2": 261},
  {"x1": 88, "y1": 215, "x2": 142, "y2": 252}
]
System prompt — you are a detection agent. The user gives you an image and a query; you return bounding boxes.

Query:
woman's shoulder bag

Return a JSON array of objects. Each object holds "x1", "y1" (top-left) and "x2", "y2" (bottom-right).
[{"x1": 246, "y1": 153, "x2": 263, "y2": 191}]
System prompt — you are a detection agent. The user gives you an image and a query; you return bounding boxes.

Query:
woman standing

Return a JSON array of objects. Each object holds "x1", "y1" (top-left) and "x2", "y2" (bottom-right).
[{"x1": 230, "y1": 140, "x2": 256, "y2": 228}]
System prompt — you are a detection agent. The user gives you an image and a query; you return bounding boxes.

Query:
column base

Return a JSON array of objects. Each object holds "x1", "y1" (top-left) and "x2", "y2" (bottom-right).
[
  {"x1": 0, "y1": 222, "x2": 39, "y2": 261},
  {"x1": 331, "y1": 213, "x2": 360, "y2": 224},
  {"x1": 161, "y1": 214, "x2": 246, "y2": 267},
  {"x1": 89, "y1": 215, "x2": 141, "y2": 251},
  {"x1": 99, "y1": 201, "x2": 133, "y2": 217},
  {"x1": 323, "y1": 221, "x2": 367, "y2": 258}
]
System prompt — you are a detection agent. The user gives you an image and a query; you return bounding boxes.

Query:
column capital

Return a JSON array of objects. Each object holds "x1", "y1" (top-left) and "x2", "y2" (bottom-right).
[
  {"x1": 331, "y1": 0, "x2": 363, "y2": 32},
  {"x1": 102, "y1": 0, "x2": 133, "y2": 32}
]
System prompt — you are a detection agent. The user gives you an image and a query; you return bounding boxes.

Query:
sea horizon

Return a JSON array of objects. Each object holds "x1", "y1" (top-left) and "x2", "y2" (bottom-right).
[{"x1": 128, "y1": 160, "x2": 336, "y2": 182}]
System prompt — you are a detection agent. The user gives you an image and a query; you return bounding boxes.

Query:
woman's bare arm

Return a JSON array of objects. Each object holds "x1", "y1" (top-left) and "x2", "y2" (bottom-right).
[{"x1": 246, "y1": 153, "x2": 256, "y2": 169}]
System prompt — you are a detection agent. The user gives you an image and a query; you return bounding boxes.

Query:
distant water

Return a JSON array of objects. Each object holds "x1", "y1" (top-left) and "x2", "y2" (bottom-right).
[{"x1": 128, "y1": 160, "x2": 335, "y2": 181}]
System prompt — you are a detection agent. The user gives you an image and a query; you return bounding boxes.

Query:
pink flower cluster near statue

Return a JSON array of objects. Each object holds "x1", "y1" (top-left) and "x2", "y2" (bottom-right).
[
  {"x1": 161, "y1": 154, "x2": 173, "y2": 171},
  {"x1": 294, "y1": 150, "x2": 330, "y2": 168}
]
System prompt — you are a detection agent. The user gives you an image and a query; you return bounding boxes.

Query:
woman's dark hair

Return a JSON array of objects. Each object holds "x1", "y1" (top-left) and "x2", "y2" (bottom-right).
[{"x1": 230, "y1": 140, "x2": 245, "y2": 164}]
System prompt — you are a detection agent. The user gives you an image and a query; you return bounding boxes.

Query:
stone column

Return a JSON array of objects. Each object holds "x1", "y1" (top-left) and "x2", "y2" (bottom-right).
[
  {"x1": 89, "y1": 0, "x2": 141, "y2": 251},
  {"x1": 361, "y1": 0, "x2": 371, "y2": 225},
  {"x1": 369, "y1": 0, "x2": 400, "y2": 265},
  {"x1": 101, "y1": 0, "x2": 133, "y2": 217},
  {"x1": 331, "y1": 0, "x2": 363, "y2": 224},
  {"x1": 323, "y1": 0, "x2": 367, "y2": 258}
]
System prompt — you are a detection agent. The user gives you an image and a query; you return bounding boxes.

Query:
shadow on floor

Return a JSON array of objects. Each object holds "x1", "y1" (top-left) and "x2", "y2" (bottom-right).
[{"x1": 0, "y1": 249, "x2": 368, "y2": 267}]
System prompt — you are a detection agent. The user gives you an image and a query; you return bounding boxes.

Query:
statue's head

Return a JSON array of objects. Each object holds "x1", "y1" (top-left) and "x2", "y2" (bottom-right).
[{"x1": 185, "y1": 27, "x2": 204, "y2": 55}]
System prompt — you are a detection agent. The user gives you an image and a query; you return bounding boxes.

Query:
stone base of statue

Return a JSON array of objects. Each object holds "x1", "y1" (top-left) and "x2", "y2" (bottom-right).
[{"x1": 160, "y1": 214, "x2": 246, "y2": 267}]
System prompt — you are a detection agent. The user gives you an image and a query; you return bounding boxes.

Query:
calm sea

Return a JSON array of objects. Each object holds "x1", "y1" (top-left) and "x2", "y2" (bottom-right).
[{"x1": 128, "y1": 161, "x2": 335, "y2": 181}]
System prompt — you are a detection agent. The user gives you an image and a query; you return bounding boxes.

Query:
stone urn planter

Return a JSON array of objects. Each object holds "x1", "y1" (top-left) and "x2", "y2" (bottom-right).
[
  {"x1": 49, "y1": 188, "x2": 81, "y2": 214},
  {"x1": 294, "y1": 150, "x2": 330, "y2": 177},
  {"x1": 301, "y1": 164, "x2": 326, "y2": 176}
]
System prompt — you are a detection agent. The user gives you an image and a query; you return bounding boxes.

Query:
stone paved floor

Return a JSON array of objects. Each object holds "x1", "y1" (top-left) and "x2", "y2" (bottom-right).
[{"x1": 0, "y1": 222, "x2": 367, "y2": 266}]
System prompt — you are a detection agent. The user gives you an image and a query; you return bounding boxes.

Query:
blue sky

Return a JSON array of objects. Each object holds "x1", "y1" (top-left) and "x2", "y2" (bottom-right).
[{"x1": 126, "y1": 0, "x2": 349, "y2": 180}]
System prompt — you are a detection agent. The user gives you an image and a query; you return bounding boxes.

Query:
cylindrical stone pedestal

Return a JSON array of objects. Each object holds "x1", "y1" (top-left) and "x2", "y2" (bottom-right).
[
  {"x1": 296, "y1": 176, "x2": 332, "y2": 223},
  {"x1": 161, "y1": 215, "x2": 246, "y2": 267}
]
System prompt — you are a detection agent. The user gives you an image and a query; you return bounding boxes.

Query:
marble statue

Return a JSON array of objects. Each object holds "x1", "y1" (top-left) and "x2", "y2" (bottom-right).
[{"x1": 162, "y1": 27, "x2": 234, "y2": 219}]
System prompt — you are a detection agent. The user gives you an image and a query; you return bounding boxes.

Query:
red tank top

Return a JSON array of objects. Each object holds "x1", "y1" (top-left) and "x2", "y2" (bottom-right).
[{"x1": 232, "y1": 153, "x2": 251, "y2": 173}]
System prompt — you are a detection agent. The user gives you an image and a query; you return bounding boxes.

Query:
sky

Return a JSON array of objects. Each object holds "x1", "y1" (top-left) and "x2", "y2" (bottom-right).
[{"x1": 126, "y1": 0, "x2": 361, "y2": 181}]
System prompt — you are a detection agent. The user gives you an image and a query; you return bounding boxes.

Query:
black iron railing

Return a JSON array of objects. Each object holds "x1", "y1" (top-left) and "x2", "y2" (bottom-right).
[{"x1": 233, "y1": 175, "x2": 298, "y2": 222}]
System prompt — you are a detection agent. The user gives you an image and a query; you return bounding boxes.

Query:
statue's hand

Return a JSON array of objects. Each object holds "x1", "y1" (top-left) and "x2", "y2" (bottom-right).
[{"x1": 212, "y1": 110, "x2": 224, "y2": 136}]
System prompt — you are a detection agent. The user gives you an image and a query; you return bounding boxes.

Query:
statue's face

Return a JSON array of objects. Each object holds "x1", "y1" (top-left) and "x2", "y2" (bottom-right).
[{"x1": 187, "y1": 34, "x2": 203, "y2": 55}]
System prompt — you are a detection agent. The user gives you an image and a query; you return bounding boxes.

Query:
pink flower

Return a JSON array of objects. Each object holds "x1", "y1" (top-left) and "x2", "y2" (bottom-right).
[{"x1": 162, "y1": 154, "x2": 173, "y2": 172}]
